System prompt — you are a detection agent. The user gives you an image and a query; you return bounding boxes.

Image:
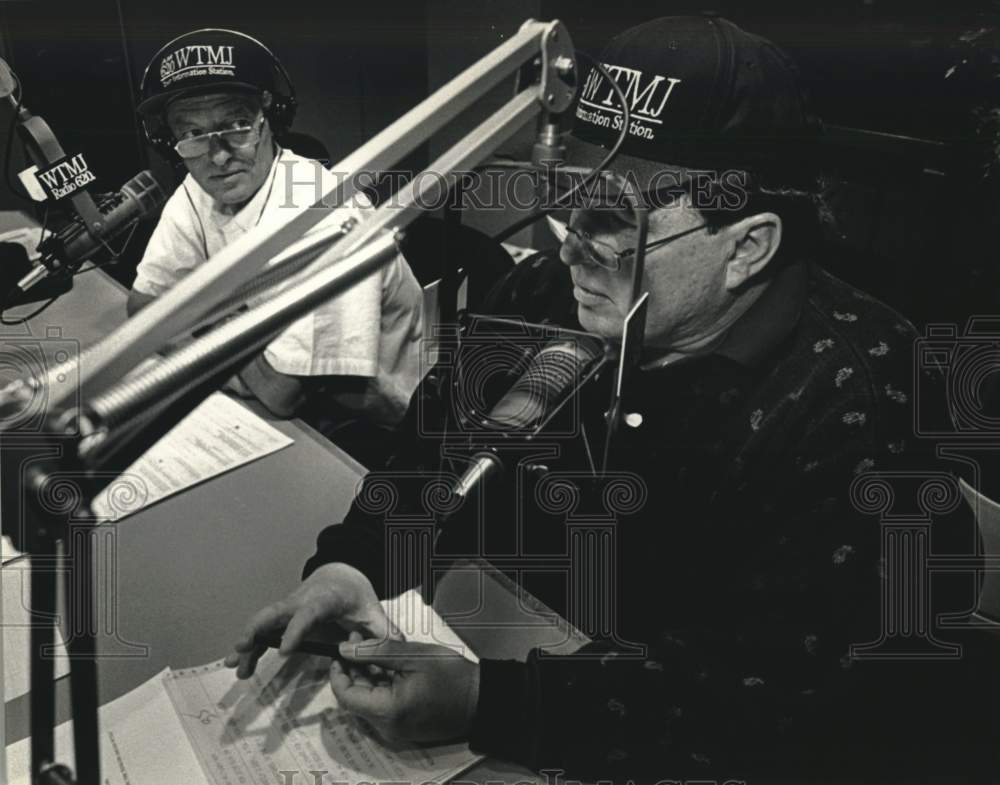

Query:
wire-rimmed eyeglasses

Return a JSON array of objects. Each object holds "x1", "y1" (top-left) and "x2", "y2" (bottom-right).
[
  {"x1": 546, "y1": 214, "x2": 708, "y2": 272},
  {"x1": 173, "y1": 114, "x2": 266, "y2": 159}
]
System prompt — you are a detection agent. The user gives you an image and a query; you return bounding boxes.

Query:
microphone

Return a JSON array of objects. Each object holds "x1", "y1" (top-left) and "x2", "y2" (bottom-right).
[
  {"x1": 17, "y1": 170, "x2": 166, "y2": 293},
  {"x1": 451, "y1": 334, "x2": 605, "y2": 499},
  {"x1": 532, "y1": 113, "x2": 566, "y2": 167}
]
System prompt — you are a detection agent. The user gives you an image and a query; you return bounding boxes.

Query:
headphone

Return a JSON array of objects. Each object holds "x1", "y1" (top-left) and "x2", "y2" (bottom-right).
[{"x1": 138, "y1": 28, "x2": 297, "y2": 161}]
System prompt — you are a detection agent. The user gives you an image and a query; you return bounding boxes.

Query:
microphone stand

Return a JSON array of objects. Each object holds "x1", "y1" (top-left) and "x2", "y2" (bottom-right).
[{"x1": 22, "y1": 447, "x2": 97, "y2": 785}]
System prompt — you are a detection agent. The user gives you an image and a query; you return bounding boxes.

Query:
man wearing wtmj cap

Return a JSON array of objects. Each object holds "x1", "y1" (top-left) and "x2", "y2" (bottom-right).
[
  {"x1": 131, "y1": 29, "x2": 423, "y2": 449},
  {"x1": 226, "y1": 16, "x2": 993, "y2": 781}
]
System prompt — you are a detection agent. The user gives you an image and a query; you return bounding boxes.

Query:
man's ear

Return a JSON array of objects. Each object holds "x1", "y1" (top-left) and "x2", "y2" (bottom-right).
[
  {"x1": 722, "y1": 212, "x2": 782, "y2": 291},
  {"x1": 261, "y1": 90, "x2": 273, "y2": 110}
]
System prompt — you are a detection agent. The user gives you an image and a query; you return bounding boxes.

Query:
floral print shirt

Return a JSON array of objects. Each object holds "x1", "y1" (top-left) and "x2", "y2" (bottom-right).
[{"x1": 306, "y1": 256, "x2": 990, "y2": 781}]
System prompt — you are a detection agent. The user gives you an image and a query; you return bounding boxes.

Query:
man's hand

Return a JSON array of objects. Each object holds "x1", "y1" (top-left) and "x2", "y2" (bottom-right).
[
  {"x1": 332, "y1": 639, "x2": 480, "y2": 743},
  {"x1": 222, "y1": 372, "x2": 254, "y2": 398},
  {"x1": 224, "y1": 562, "x2": 399, "y2": 679},
  {"x1": 233, "y1": 353, "x2": 305, "y2": 417}
]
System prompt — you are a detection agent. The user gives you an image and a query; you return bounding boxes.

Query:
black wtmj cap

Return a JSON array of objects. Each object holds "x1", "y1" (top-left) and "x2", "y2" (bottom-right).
[
  {"x1": 568, "y1": 15, "x2": 821, "y2": 189},
  {"x1": 138, "y1": 29, "x2": 279, "y2": 116}
]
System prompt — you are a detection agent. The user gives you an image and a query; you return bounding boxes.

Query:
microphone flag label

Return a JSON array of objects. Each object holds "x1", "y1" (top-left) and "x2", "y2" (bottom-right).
[
  {"x1": 34, "y1": 153, "x2": 96, "y2": 201},
  {"x1": 17, "y1": 165, "x2": 46, "y2": 201}
]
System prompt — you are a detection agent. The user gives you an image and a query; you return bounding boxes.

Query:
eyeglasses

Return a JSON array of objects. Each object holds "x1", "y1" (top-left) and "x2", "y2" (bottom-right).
[
  {"x1": 173, "y1": 115, "x2": 265, "y2": 159},
  {"x1": 546, "y1": 214, "x2": 709, "y2": 272}
]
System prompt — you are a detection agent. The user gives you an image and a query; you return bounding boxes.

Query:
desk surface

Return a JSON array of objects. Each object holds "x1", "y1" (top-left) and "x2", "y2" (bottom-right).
[
  {"x1": 3, "y1": 267, "x2": 368, "y2": 707},
  {"x1": 2, "y1": 268, "x2": 567, "y2": 784}
]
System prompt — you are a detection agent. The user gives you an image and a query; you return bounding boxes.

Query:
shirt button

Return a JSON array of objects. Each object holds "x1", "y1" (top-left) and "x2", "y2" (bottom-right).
[{"x1": 625, "y1": 412, "x2": 644, "y2": 428}]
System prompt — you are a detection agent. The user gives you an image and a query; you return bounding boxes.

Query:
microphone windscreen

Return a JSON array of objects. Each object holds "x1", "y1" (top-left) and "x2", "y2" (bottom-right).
[{"x1": 487, "y1": 336, "x2": 603, "y2": 429}]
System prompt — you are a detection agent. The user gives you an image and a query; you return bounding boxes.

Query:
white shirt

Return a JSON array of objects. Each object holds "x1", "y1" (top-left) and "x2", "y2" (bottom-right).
[{"x1": 133, "y1": 148, "x2": 423, "y2": 424}]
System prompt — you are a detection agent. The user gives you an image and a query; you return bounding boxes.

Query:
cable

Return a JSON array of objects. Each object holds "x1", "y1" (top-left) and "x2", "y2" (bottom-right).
[
  {"x1": 2, "y1": 68, "x2": 30, "y2": 203},
  {"x1": 489, "y1": 53, "x2": 632, "y2": 244},
  {"x1": 37, "y1": 201, "x2": 50, "y2": 252},
  {"x1": 0, "y1": 289, "x2": 58, "y2": 324},
  {"x1": 115, "y1": 0, "x2": 149, "y2": 169}
]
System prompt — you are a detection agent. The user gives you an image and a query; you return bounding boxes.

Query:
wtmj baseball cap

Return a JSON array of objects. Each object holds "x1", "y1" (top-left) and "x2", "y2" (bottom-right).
[
  {"x1": 569, "y1": 15, "x2": 820, "y2": 186},
  {"x1": 138, "y1": 28, "x2": 281, "y2": 116}
]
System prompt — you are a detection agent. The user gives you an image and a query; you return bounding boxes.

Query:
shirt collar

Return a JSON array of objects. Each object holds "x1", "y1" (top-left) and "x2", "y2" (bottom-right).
[
  {"x1": 639, "y1": 259, "x2": 808, "y2": 371},
  {"x1": 714, "y1": 259, "x2": 808, "y2": 367}
]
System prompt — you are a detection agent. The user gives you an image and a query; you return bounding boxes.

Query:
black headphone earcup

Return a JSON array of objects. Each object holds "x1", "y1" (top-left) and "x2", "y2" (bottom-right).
[
  {"x1": 265, "y1": 93, "x2": 296, "y2": 135},
  {"x1": 141, "y1": 116, "x2": 181, "y2": 163}
]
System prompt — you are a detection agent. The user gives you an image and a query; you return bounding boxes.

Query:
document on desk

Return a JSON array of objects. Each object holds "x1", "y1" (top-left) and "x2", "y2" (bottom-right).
[
  {"x1": 165, "y1": 590, "x2": 482, "y2": 785},
  {"x1": 5, "y1": 591, "x2": 483, "y2": 785},
  {"x1": 89, "y1": 392, "x2": 294, "y2": 521},
  {"x1": 4, "y1": 667, "x2": 211, "y2": 785}
]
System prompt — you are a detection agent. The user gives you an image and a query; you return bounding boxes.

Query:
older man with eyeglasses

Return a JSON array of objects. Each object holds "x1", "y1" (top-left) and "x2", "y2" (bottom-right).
[
  {"x1": 226, "y1": 16, "x2": 993, "y2": 782},
  {"x1": 128, "y1": 29, "x2": 423, "y2": 449}
]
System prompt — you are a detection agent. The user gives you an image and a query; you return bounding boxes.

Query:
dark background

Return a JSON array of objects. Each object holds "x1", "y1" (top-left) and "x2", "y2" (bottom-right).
[{"x1": 1, "y1": 0, "x2": 999, "y2": 329}]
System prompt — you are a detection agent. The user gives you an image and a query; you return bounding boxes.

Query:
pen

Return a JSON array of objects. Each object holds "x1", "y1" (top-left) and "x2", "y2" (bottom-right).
[
  {"x1": 257, "y1": 632, "x2": 345, "y2": 660},
  {"x1": 257, "y1": 633, "x2": 392, "y2": 680}
]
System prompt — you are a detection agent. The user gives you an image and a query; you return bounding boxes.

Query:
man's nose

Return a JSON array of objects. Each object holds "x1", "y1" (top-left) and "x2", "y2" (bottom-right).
[
  {"x1": 558, "y1": 232, "x2": 593, "y2": 268},
  {"x1": 209, "y1": 136, "x2": 233, "y2": 166}
]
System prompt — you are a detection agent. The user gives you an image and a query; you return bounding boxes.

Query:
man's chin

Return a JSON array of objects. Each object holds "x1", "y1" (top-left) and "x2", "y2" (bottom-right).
[
  {"x1": 208, "y1": 189, "x2": 256, "y2": 213},
  {"x1": 215, "y1": 181, "x2": 251, "y2": 204},
  {"x1": 576, "y1": 304, "x2": 623, "y2": 340}
]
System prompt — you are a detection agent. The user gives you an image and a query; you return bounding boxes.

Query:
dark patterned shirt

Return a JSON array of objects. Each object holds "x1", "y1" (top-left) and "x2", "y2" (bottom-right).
[{"x1": 306, "y1": 256, "x2": 990, "y2": 781}]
